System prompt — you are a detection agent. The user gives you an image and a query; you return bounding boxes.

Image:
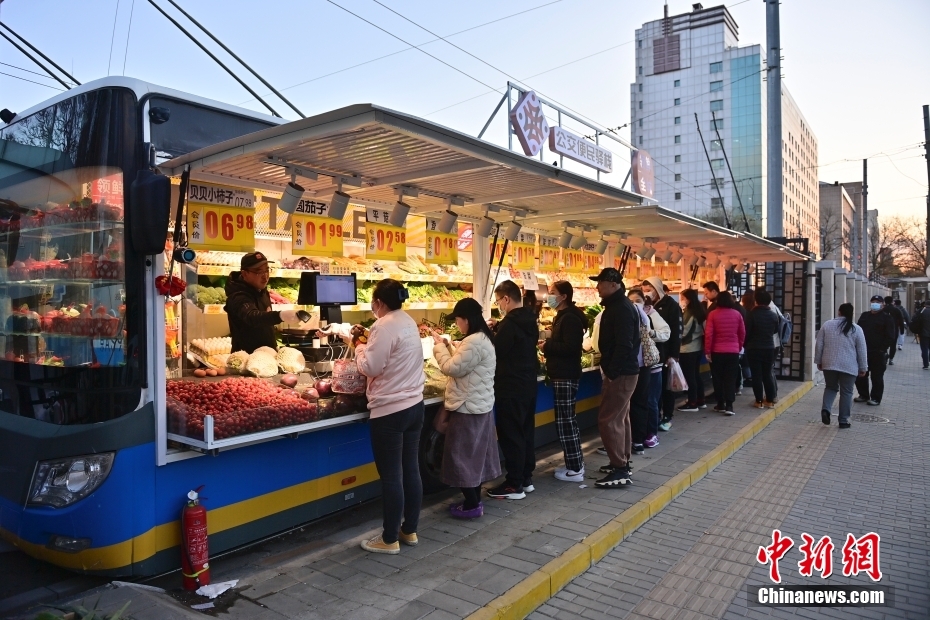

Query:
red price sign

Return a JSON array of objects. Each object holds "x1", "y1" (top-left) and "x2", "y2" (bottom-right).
[
  {"x1": 489, "y1": 239, "x2": 509, "y2": 264},
  {"x1": 293, "y1": 215, "x2": 344, "y2": 257},
  {"x1": 366, "y1": 221, "x2": 407, "y2": 261},
  {"x1": 583, "y1": 251, "x2": 603, "y2": 274},
  {"x1": 511, "y1": 241, "x2": 535, "y2": 270},
  {"x1": 563, "y1": 248, "x2": 585, "y2": 273},
  {"x1": 188, "y1": 203, "x2": 255, "y2": 252},
  {"x1": 538, "y1": 235, "x2": 559, "y2": 270}
]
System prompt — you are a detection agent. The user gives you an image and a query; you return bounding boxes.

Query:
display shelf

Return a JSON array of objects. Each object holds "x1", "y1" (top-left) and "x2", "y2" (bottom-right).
[
  {"x1": 15, "y1": 219, "x2": 123, "y2": 239},
  {"x1": 342, "y1": 302, "x2": 456, "y2": 312},
  {"x1": 0, "y1": 277, "x2": 124, "y2": 287},
  {"x1": 0, "y1": 329, "x2": 122, "y2": 340},
  {"x1": 195, "y1": 264, "x2": 471, "y2": 284}
]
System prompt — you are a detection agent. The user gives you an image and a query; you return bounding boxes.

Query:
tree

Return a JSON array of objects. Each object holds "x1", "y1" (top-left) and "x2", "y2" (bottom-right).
[
  {"x1": 887, "y1": 215, "x2": 929, "y2": 276},
  {"x1": 868, "y1": 217, "x2": 904, "y2": 277}
]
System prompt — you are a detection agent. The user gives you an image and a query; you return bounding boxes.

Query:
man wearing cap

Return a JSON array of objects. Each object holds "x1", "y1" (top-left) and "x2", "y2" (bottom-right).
[
  {"x1": 590, "y1": 268, "x2": 640, "y2": 488},
  {"x1": 224, "y1": 252, "x2": 302, "y2": 354},
  {"x1": 854, "y1": 295, "x2": 897, "y2": 406}
]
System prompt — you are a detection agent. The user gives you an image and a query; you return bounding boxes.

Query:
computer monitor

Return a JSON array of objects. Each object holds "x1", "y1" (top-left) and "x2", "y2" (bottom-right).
[{"x1": 297, "y1": 272, "x2": 357, "y2": 324}]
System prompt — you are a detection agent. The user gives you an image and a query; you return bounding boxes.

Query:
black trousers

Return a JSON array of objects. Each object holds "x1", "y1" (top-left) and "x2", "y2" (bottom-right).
[
  {"x1": 855, "y1": 350, "x2": 888, "y2": 403},
  {"x1": 369, "y1": 401, "x2": 424, "y2": 544},
  {"x1": 711, "y1": 353, "x2": 740, "y2": 408},
  {"x1": 746, "y1": 348, "x2": 777, "y2": 403},
  {"x1": 495, "y1": 394, "x2": 537, "y2": 487},
  {"x1": 660, "y1": 365, "x2": 676, "y2": 421},
  {"x1": 679, "y1": 351, "x2": 705, "y2": 406}
]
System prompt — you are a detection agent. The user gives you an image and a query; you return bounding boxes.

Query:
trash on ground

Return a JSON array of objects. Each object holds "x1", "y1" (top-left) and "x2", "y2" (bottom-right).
[{"x1": 196, "y1": 579, "x2": 238, "y2": 599}]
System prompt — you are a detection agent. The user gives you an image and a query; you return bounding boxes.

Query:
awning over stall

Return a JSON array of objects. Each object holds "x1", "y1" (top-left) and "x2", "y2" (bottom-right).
[{"x1": 162, "y1": 103, "x2": 808, "y2": 263}]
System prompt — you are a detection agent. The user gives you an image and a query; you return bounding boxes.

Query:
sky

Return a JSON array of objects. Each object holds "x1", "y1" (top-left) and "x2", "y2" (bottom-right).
[{"x1": 1, "y1": 0, "x2": 928, "y2": 222}]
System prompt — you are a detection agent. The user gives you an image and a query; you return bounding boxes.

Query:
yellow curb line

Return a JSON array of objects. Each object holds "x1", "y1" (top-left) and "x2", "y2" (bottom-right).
[{"x1": 465, "y1": 381, "x2": 814, "y2": 620}]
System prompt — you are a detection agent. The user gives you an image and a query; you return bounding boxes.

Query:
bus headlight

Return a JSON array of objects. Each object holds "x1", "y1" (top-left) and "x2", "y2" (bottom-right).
[{"x1": 28, "y1": 453, "x2": 114, "y2": 508}]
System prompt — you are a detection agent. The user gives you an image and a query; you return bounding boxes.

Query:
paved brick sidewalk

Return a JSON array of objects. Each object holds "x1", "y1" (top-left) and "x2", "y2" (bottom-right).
[{"x1": 532, "y1": 343, "x2": 929, "y2": 620}]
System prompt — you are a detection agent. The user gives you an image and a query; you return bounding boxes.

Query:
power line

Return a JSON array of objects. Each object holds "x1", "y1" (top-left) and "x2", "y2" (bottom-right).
[
  {"x1": 0, "y1": 70, "x2": 64, "y2": 90},
  {"x1": 0, "y1": 60, "x2": 60, "y2": 81},
  {"x1": 107, "y1": 0, "x2": 121, "y2": 76},
  {"x1": 122, "y1": 0, "x2": 136, "y2": 76}
]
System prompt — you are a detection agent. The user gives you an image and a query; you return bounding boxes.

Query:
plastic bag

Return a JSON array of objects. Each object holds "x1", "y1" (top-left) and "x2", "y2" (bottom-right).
[
  {"x1": 332, "y1": 358, "x2": 366, "y2": 394},
  {"x1": 667, "y1": 358, "x2": 688, "y2": 392}
]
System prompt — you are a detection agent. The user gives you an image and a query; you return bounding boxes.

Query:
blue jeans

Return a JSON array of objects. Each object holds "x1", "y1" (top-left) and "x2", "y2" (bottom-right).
[
  {"x1": 369, "y1": 401, "x2": 424, "y2": 544},
  {"x1": 822, "y1": 370, "x2": 856, "y2": 424}
]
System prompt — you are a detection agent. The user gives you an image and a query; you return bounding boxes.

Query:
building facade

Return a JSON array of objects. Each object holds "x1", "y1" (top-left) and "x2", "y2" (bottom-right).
[
  {"x1": 818, "y1": 181, "x2": 858, "y2": 270},
  {"x1": 631, "y1": 3, "x2": 819, "y2": 256}
]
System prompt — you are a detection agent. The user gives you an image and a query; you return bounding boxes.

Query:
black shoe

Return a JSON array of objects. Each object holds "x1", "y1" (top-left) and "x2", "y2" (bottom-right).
[
  {"x1": 632, "y1": 443, "x2": 645, "y2": 455},
  {"x1": 888, "y1": 360, "x2": 894, "y2": 366},
  {"x1": 854, "y1": 396, "x2": 868, "y2": 403},
  {"x1": 486, "y1": 483, "x2": 525, "y2": 500},
  {"x1": 595, "y1": 467, "x2": 632, "y2": 488},
  {"x1": 598, "y1": 464, "x2": 617, "y2": 474},
  {"x1": 839, "y1": 422, "x2": 851, "y2": 429},
  {"x1": 821, "y1": 409, "x2": 830, "y2": 425}
]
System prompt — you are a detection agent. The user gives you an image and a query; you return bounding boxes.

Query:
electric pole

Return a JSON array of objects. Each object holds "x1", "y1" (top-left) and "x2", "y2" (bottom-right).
[
  {"x1": 862, "y1": 159, "x2": 868, "y2": 277},
  {"x1": 923, "y1": 105, "x2": 930, "y2": 258},
  {"x1": 766, "y1": 0, "x2": 783, "y2": 239}
]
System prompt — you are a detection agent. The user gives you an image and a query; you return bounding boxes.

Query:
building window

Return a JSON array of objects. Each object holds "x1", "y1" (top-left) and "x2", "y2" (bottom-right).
[
  {"x1": 713, "y1": 177, "x2": 725, "y2": 189},
  {"x1": 638, "y1": 119, "x2": 643, "y2": 127},
  {"x1": 710, "y1": 80, "x2": 723, "y2": 92},
  {"x1": 639, "y1": 136, "x2": 644, "y2": 145},
  {"x1": 711, "y1": 158, "x2": 724, "y2": 170},
  {"x1": 674, "y1": 98, "x2": 681, "y2": 106},
  {"x1": 674, "y1": 79, "x2": 680, "y2": 87},
  {"x1": 639, "y1": 100, "x2": 643, "y2": 109},
  {"x1": 711, "y1": 139, "x2": 722, "y2": 150},
  {"x1": 710, "y1": 118, "x2": 724, "y2": 130},
  {"x1": 711, "y1": 197, "x2": 723, "y2": 208},
  {"x1": 638, "y1": 39, "x2": 642, "y2": 48},
  {"x1": 674, "y1": 173, "x2": 681, "y2": 181},
  {"x1": 710, "y1": 100, "x2": 723, "y2": 112},
  {"x1": 674, "y1": 116, "x2": 681, "y2": 125},
  {"x1": 675, "y1": 192, "x2": 682, "y2": 200},
  {"x1": 638, "y1": 66, "x2": 643, "y2": 75},
  {"x1": 674, "y1": 135, "x2": 681, "y2": 144},
  {"x1": 638, "y1": 83, "x2": 643, "y2": 92},
  {"x1": 710, "y1": 61, "x2": 722, "y2": 73},
  {"x1": 674, "y1": 155, "x2": 681, "y2": 163}
]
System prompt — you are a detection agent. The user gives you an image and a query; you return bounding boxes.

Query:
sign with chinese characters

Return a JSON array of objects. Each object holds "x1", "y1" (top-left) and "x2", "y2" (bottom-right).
[
  {"x1": 562, "y1": 248, "x2": 585, "y2": 273},
  {"x1": 187, "y1": 183, "x2": 256, "y2": 252},
  {"x1": 424, "y1": 217, "x2": 457, "y2": 265},
  {"x1": 91, "y1": 173, "x2": 124, "y2": 207},
  {"x1": 292, "y1": 215, "x2": 343, "y2": 257},
  {"x1": 489, "y1": 238, "x2": 509, "y2": 265},
  {"x1": 631, "y1": 149, "x2": 655, "y2": 198},
  {"x1": 582, "y1": 243, "x2": 603, "y2": 274},
  {"x1": 757, "y1": 529, "x2": 882, "y2": 584},
  {"x1": 366, "y1": 208, "x2": 406, "y2": 262},
  {"x1": 509, "y1": 90, "x2": 549, "y2": 157},
  {"x1": 538, "y1": 235, "x2": 559, "y2": 270},
  {"x1": 519, "y1": 270, "x2": 539, "y2": 291},
  {"x1": 548, "y1": 126, "x2": 613, "y2": 173},
  {"x1": 511, "y1": 232, "x2": 536, "y2": 270},
  {"x1": 294, "y1": 199, "x2": 329, "y2": 217}
]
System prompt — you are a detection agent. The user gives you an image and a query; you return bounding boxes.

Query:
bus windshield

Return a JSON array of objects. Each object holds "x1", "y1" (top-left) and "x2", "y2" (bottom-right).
[{"x1": 0, "y1": 88, "x2": 143, "y2": 424}]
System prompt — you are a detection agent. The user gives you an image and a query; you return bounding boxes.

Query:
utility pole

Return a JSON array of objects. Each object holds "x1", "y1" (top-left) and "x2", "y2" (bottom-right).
[
  {"x1": 862, "y1": 159, "x2": 868, "y2": 277},
  {"x1": 766, "y1": 0, "x2": 783, "y2": 239},
  {"x1": 923, "y1": 105, "x2": 930, "y2": 256}
]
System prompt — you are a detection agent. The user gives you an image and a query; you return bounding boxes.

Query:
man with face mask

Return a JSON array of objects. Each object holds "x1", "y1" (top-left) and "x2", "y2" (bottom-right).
[
  {"x1": 641, "y1": 277, "x2": 683, "y2": 431},
  {"x1": 854, "y1": 295, "x2": 897, "y2": 406}
]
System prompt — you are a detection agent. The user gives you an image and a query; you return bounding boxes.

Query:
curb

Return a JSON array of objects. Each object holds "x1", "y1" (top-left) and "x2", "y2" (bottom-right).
[{"x1": 466, "y1": 381, "x2": 814, "y2": 620}]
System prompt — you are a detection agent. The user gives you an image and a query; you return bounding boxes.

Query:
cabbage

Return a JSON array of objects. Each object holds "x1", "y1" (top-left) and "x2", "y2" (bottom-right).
[
  {"x1": 253, "y1": 346, "x2": 277, "y2": 357},
  {"x1": 276, "y1": 347, "x2": 306, "y2": 374},
  {"x1": 245, "y1": 351, "x2": 279, "y2": 378},
  {"x1": 226, "y1": 351, "x2": 250, "y2": 373}
]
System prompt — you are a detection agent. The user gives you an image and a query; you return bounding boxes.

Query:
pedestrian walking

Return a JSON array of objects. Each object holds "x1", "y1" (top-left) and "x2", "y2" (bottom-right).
[
  {"x1": 641, "y1": 277, "x2": 682, "y2": 432},
  {"x1": 882, "y1": 296, "x2": 905, "y2": 365},
  {"x1": 744, "y1": 289, "x2": 779, "y2": 408},
  {"x1": 704, "y1": 291, "x2": 745, "y2": 415},
  {"x1": 894, "y1": 299, "x2": 910, "y2": 350},
  {"x1": 589, "y1": 268, "x2": 640, "y2": 488},
  {"x1": 431, "y1": 298, "x2": 500, "y2": 519},
  {"x1": 816, "y1": 303, "x2": 868, "y2": 429},
  {"x1": 909, "y1": 301, "x2": 930, "y2": 369},
  {"x1": 854, "y1": 295, "x2": 897, "y2": 406},
  {"x1": 627, "y1": 288, "x2": 669, "y2": 455},
  {"x1": 676, "y1": 288, "x2": 707, "y2": 412},
  {"x1": 355, "y1": 279, "x2": 426, "y2": 555},
  {"x1": 487, "y1": 280, "x2": 540, "y2": 500},
  {"x1": 540, "y1": 281, "x2": 589, "y2": 482}
]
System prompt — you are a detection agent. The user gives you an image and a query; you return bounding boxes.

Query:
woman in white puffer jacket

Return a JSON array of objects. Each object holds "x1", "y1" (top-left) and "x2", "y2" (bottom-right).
[{"x1": 431, "y1": 298, "x2": 500, "y2": 519}]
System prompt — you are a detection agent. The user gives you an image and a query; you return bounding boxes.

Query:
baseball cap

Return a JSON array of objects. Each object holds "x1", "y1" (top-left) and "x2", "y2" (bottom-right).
[
  {"x1": 241, "y1": 252, "x2": 274, "y2": 271},
  {"x1": 446, "y1": 297, "x2": 483, "y2": 320},
  {"x1": 870, "y1": 295, "x2": 884, "y2": 303},
  {"x1": 589, "y1": 268, "x2": 623, "y2": 283}
]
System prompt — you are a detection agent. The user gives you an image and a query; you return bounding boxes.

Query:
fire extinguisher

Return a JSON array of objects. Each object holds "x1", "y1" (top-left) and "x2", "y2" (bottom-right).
[{"x1": 181, "y1": 486, "x2": 211, "y2": 591}]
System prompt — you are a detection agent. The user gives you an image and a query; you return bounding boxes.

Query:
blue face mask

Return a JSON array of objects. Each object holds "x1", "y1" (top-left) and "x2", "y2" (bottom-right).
[
  {"x1": 547, "y1": 295, "x2": 560, "y2": 309},
  {"x1": 870, "y1": 303, "x2": 881, "y2": 312}
]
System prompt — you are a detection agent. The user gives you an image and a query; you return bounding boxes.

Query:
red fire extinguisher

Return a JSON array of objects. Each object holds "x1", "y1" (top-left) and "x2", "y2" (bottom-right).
[{"x1": 181, "y1": 486, "x2": 211, "y2": 591}]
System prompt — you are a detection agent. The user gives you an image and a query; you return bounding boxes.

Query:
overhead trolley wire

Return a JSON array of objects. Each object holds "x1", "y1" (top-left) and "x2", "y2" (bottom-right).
[{"x1": 0, "y1": 69, "x2": 65, "y2": 90}]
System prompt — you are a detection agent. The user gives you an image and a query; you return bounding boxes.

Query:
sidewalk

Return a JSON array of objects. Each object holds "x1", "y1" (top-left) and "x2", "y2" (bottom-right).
[
  {"x1": 533, "y1": 342, "x2": 929, "y2": 619},
  {"x1": 18, "y1": 371, "x2": 842, "y2": 620}
]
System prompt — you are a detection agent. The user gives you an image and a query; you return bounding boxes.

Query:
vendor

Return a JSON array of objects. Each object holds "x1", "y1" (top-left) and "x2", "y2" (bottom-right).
[{"x1": 224, "y1": 252, "x2": 300, "y2": 353}]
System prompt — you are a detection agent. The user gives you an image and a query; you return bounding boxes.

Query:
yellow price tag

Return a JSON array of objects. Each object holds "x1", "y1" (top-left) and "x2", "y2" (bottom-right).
[
  {"x1": 563, "y1": 248, "x2": 585, "y2": 273},
  {"x1": 511, "y1": 241, "x2": 535, "y2": 270},
  {"x1": 366, "y1": 221, "x2": 407, "y2": 261},
  {"x1": 292, "y1": 215, "x2": 344, "y2": 257},
  {"x1": 583, "y1": 251, "x2": 603, "y2": 274},
  {"x1": 538, "y1": 236, "x2": 559, "y2": 270},
  {"x1": 187, "y1": 203, "x2": 255, "y2": 252},
  {"x1": 425, "y1": 231, "x2": 458, "y2": 265}
]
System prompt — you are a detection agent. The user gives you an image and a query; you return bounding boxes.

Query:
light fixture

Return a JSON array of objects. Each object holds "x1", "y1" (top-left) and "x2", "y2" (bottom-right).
[
  {"x1": 570, "y1": 234, "x2": 587, "y2": 250},
  {"x1": 327, "y1": 188, "x2": 350, "y2": 220},
  {"x1": 476, "y1": 215, "x2": 496, "y2": 238},
  {"x1": 696, "y1": 256, "x2": 707, "y2": 267},
  {"x1": 388, "y1": 201, "x2": 411, "y2": 227},
  {"x1": 558, "y1": 230, "x2": 573, "y2": 249},
  {"x1": 669, "y1": 251, "x2": 683, "y2": 263},
  {"x1": 279, "y1": 172, "x2": 305, "y2": 214},
  {"x1": 657, "y1": 249, "x2": 673, "y2": 262},
  {"x1": 688, "y1": 254, "x2": 700, "y2": 267},
  {"x1": 594, "y1": 238, "x2": 609, "y2": 255},
  {"x1": 503, "y1": 220, "x2": 522, "y2": 242},
  {"x1": 636, "y1": 245, "x2": 651, "y2": 259},
  {"x1": 438, "y1": 209, "x2": 458, "y2": 234},
  {"x1": 644, "y1": 247, "x2": 657, "y2": 260}
]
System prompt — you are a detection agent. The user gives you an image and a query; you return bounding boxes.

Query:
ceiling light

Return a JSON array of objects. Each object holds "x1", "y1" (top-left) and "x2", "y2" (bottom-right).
[
  {"x1": 669, "y1": 251, "x2": 683, "y2": 263},
  {"x1": 657, "y1": 249, "x2": 673, "y2": 262},
  {"x1": 696, "y1": 256, "x2": 707, "y2": 267},
  {"x1": 594, "y1": 238, "x2": 609, "y2": 255},
  {"x1": 279, "y1": 173, "x2": 305, "y2": 214},
  {"x1": 476, "y1": 215, "x2": 496, "y2": 238},
  {"x1": 688, "y1": 255, "x2": 700, "y2": 267},
  {"x1": 558, "y1": 230, "x2": 573, "y2": 249},
  {"x1": 644, "y1": 247, "x2": 657, "y2": 260},
  {"x1": 504, "y1": 220, "x2": 522, "y2": 242},
  {"x1": 327, "y1": 189, "x2": 350, "y2": 220},
  {"x1": 438, "y1": 210, "x2": 458, "y2": 234},
  {"x1": 570, "y1": 234, "x2": 587, "y2": 250},
  {"x1": 388, "y1": 201, "x2": 411, "y2": 227},
  {"x1": 636, "y1": 245, "x2": 651, "y2": 259}
]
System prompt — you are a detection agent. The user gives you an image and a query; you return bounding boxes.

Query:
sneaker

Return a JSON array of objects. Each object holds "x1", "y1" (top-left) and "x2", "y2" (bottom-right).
[
  {"x1": 658, "y1": 419, "x2": 672, "y2": 432},
  {"x1": 697, "y1": 403, "x2": 707, "y2": 409},
  {"x1": 598, "y1": 464, "x2": 617, "y2": 474},
  {"x1": 838, "y1": 422, "x2": 851, "y2": 429},
  {"x1": 897, "y1": 345, "x2": 903, "y2": 350},
  {"x1": 596, "y1": 446, "x2": 608, "y2": 456},
  {"x1": 854, "y1": 396, "x2": 868, "y2": 403},
  {"x1": 764, "y1": 400, "x2": 777, "y2": 408},
  {"x1": 486, "y1": 483, "x2": 525, "y2": 500},
  {"x1": 821, "y1": 409, "x2": 831, "y2": 425},
  {"x1": 924, "y1": 366, "x2": 929, "y2": 370},
  {"x1": 555, "y1": 468, "x2": 585, "y2": 482},
  {"x1": 677, "y1": 404, "x2": 699, "y2": 412},
  {"x1": 595, "y1": 467, "x2": 632, "y2": 488},
  {"x1": 888, "y1": 360, "x2": 894, "y2": 366},
  {"x1": 523, "y1": 483, "x2": 535, "y2": 493},
  {"x1": 361, "y1": 535, "x2": 400, "y2": 555},
  {"x1": 736, "y1": 389, "x2": 743, "y2": 395},
  {"x1": 753, "y1": 401, "x2": 765, "y2": 409},
  {"x1": 724, "y1": 406, "x2": 735, "y2": 416},
  {"x1": 451, "y1": 502, "x2": 484, "y2": 519},
  {"x1": 632, "y1": 443, "x2": 645, "y2": 455},
  {"x1": 398, "y1": 531, "x2": 418, "y2": 546},
  {"x1": 713, "y1": 404, "x2": 726, "y2": 412},
  {"x1": 644, "y1": 435, "x2": 659, "y2": 448},
  {"x1": 867, "y1": 400, "x2": 880, "y2": 406}
]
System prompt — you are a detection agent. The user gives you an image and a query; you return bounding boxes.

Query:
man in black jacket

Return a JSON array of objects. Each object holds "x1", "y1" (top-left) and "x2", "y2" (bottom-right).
[
  {"x1": 743, "y1": 289, "x2": 779, "y2": 407},
  {"x1": 910, "y1": 301, "x2": 930, "y2": 369},
  {"x1": 224, "y1": 252, "x2": 300, "y2": 353},
  {"x1": 487, "y1": 280, "x2": 541, "y2": 500},
  {"x1": 855, "y1": 295, "x2": 897, "y2": 405},
  {"x1": 642, "y1": 277, "x2": 682, "y2": 431},
  {"x1": 894, "y1": 299, "x2": 910, "y2": 351},
  {"x1": 590, "y1": 269, "x2": 640, "y2": 488},
  {"x1": 882, "y1": 296, "x2": 904, "y2": 365}
]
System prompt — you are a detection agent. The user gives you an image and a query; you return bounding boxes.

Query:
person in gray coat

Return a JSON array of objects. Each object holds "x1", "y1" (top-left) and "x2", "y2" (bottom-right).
[{"x1": 816, "y1": 303, "x2": 868, "y2": 428}]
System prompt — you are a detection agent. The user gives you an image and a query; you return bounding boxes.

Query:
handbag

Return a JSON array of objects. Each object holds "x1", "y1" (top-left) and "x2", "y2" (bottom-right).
[
  {"x1": 432, "y1": 404, "x2": 451, "y2": 434},
  {"x1": 667, "y1": 358, "x2": 688, "y2": 392},
  {"x1": 640, "y1": 320, "x2": 661, "y2": 367},
  {"x1": 331, "y1": 349, "x2": 367, "y2": 395}
]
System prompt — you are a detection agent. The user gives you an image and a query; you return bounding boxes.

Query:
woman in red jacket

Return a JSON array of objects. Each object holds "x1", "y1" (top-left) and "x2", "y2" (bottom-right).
[{"x1": 704, "y1": 291, "x2": 746, "y2": 415}]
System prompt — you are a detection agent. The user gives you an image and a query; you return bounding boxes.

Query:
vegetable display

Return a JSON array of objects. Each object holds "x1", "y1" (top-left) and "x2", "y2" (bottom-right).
[{"x1": 276, "y1": 347, "x2": 306, "y2": 373}]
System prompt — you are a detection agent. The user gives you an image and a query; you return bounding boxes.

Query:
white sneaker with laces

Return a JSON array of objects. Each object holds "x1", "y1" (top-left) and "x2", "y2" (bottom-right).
[{"x1": 555, "y1": 468, "x2": 585, "y2": 482}]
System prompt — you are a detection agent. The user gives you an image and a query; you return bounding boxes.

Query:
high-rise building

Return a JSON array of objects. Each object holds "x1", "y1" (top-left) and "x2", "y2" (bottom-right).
[
  {"x1": 631, "y1": 3, "x2": 819, "y2": 256},
  {"x1": 818, "y1": 181, "x2": 858, "y2": 271}
]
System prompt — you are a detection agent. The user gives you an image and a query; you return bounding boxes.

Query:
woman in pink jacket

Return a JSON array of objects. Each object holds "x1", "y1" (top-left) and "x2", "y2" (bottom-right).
[{"x1": 704, "y1": 291, "x2": 746, "y2": 415}]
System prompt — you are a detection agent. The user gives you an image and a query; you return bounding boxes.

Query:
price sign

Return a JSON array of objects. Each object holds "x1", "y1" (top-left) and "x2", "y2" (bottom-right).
[
  {"x1": 519, "y1": 270, "x2": 539, "y2": 291},
  {"x1": 511, "y1": 232, "x2": 535, "y2": 270},
  {"x1": 187, "y1": 183, "x2": 256, "y2": 252},
  {"x1": 582, "y1": 243, "x2": 603, "y2": 274},
  {"x1": 424, "y1": 217, "x2": 458, "y2": 265},
  {"x1": 366, "y1": 209, "x2": 406, "y2": 261},
  {"x1": 563, "y1": 248, "x2": 585, "y2": 273},
  {"x1": 292, "y1": 215, "x2": 344, "y2": 257},
  {"x1": 538, "y1": 235, "x2": 559, "y2": 270},
  {"x1": 489, "y1": 238, "x2": 509, "y2": 264}
]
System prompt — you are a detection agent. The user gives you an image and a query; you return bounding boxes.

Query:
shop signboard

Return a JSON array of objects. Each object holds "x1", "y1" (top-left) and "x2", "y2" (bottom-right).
[
  {"x1": 424, "y1": 217, "x2": 457, "y2": 265},
  {"x1": 365, "y1": 208, "x2": 407, "y2": 262},
  {"x1": 548, "y1": 126, "x2": 613, "y2": 173},
  {"x1": 563, "y1": 248, "x2": 585, "y2": 273},
  {"x1": 187, "y1": 182, "x2": 256, "y2": 252},
  {"x1": 519, "y1": 270, "x2": 539, "y2": 291},
  {"x1": 509, "y1": 90, "x2": 549, "y2": 157},
  {"x1": 91, "y1": 172, "x2": 124, "y2": 207},
  {"x1": 511, "y1": 232, "x2": 536, "y2": 270},
  {"x1": 582, "y1": 243, "x2": 603, "y2": 274},
  {"x1": 631, "y1": 149, "x2": 655, "y2": 198},
  {"x1": 292, "y1": 200, "x2": 343, "y2": 257},
  {"x1": 538, "y1": 235, "x2": 559, "y2": 270}
]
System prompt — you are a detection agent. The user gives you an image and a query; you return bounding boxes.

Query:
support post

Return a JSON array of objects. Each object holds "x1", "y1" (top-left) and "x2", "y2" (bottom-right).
[
  {"x1": 765, "y1": 0, "x2": 783, "y2": 238},
  {"x1": 923, "y1": 105, "x2": 930, "y2": 254},
  {"x1": 803, "y1": 261, "x2": 817, "y2": 382},
  {"x1": 816, "y1": 261, "x2": 835, "y2": 330},
  {"x1": 862, "y1": 159, "x2": 869, "y2": 277},
  {"x1": 834, "y1": 268, "x2": 847, "y2": 314}
]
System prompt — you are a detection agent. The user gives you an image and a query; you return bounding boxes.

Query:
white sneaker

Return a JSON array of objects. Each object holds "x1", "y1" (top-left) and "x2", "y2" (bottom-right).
[
  {"x1": 596, "y1": 446, "x2": 608, "y2": 455},
  {"x1": 555, "y1": 468, "x2": 585, "y2": 482}
]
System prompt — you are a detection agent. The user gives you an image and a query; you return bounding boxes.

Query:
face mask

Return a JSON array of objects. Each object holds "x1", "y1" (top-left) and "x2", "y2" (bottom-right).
[
  {"x1": 633, "y1": 301, "x2": 644, "y2": 309},
  {"x1": 870, "y1": 303, "x2": 881, "y2": 312},
  {"x1": 547, "y1": 295, "x2": 560, "y2": 309}
]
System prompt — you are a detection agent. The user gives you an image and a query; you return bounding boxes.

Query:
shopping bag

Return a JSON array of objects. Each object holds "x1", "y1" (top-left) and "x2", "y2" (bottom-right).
[
  {"x1": 332, "y1": 358, "x2": 367, "y2": 394},
  {"x1": 667, "y1": 358, "x2": 688, "y2": 392}
]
